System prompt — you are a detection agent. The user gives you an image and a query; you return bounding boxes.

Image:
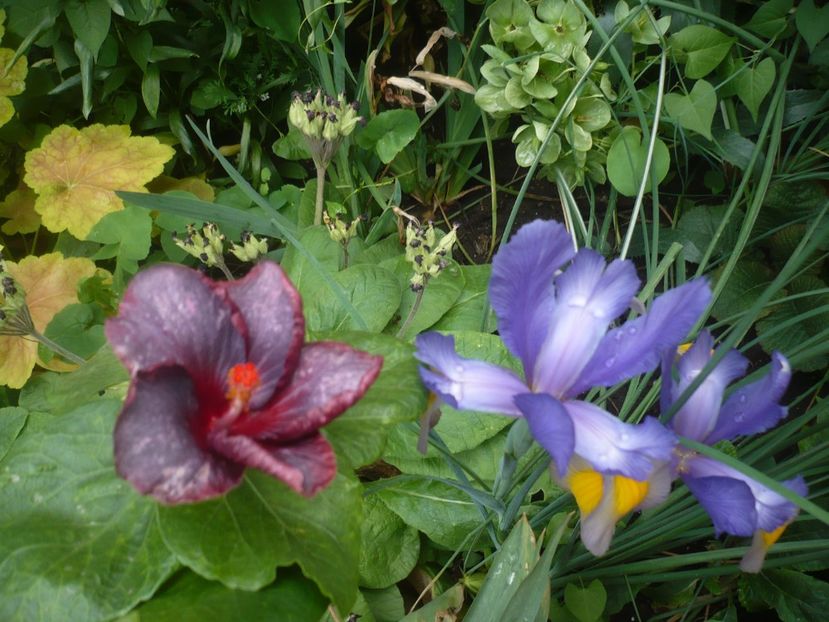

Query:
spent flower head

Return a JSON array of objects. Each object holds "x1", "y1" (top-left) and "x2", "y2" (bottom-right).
[
  {"x1": 400, "y1": 212, "x2": 458, "y2": 292},
  {"x1": 173, "y1": 222, "x2": 230, "y2": 273},
  {"x1": 288, "y1": 89, "x2": 363, "y2": 168},
  {"x1": 0, "y1": 246, "x2": 31, "y2": 336},
  {"x1": 230, "y1": 231, "x2": 268, "y2": 263}
]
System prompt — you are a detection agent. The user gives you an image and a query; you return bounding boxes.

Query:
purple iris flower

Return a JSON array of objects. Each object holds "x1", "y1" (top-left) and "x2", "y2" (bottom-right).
[
  {"x1": 663, "y1": 331, "x2": 807, "y2": 572},
  {"x1": 416, "y1": 219, "x2": 711, "y2": 554},
  {"x1": 106, "y1": 261, "x2": 382, "y2": 505}
]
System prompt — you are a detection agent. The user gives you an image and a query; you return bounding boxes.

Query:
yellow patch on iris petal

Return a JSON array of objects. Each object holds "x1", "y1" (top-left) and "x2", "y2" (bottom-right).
[
  {"x1": 676, "y1": 342, "x2": 693, "y2": 355},
  {"x1": 569, "y1": 469, "x2": 604, "y2": 516},
  {"x1": 760, "y1": 523, "x2": 788, "y2": 548},
  {"x1": 612, "y1": 475, "x2": 649, "y2": 517}
]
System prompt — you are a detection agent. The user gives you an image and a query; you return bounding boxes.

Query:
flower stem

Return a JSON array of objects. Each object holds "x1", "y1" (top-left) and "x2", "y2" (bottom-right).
[
  {"x1": 314, "y1": 162, "x2": 326, "y2": 226},
  {"x1": 30, "y1": 328, "x2": 86, "y2": 366},
  {"x1": 396, "y1": 280, "x2": 427, "y2": 339},
  {"x1": 215, "y1": 259, "x2": 234, "y2": 281},
  {"x1": 341, "y1": 242, "x2": 349, "y2": 269}
]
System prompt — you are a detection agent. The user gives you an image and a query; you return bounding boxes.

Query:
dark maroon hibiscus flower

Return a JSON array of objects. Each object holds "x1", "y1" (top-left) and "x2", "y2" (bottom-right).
[{"x1": 106, "y1": 260, "x2": 382, "y2": 504}]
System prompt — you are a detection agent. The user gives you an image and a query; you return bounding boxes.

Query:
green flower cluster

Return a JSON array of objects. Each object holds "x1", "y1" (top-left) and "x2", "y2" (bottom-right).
[
  {"x1": 173, "y1": 223, "x2": 267, "y2": 277},
  {"x1": 0, "y1": 247, "x2": 29, "y2": 336},
  {"x1": 475, "y1": 0, "x2": 617, "y2": 186},
  {"x1": 404, "y1": 220, "x2": 458, "y2": 292},
  {"x1": 288, "y1": 90, "x2": 363, "y2": 168}
]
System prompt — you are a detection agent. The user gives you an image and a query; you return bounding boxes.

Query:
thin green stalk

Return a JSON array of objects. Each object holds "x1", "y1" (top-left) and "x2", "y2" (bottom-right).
[
  {"x1": 396, "y1": 284, "x2": 426, "y2": 339},
  {"x1": 314, "y1": 162, "x2": 326, "y2": 226},
  {"x1": 30, "y1": 329, "x2": 86, "y2": 366}
]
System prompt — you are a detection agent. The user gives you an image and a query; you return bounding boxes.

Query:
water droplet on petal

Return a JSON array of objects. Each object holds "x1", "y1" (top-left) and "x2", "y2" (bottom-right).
[
  {"x1": 620, "y1": 433, "x2": 629, "y2": 442},
  {"x1": 628, "y1": 327, "x2": 638, "y2": 335},
  {"x1": 738, "y1": 394, "x2": 747, "y2": 403},
  {"x1": 605, "y1": 358, "x2": 616, "y2": 368},
  {"x1": 454, "y1": 364, "x2": 465, "y2": 375}
]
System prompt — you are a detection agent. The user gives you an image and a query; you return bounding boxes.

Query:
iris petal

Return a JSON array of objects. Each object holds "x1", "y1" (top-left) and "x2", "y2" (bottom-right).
[
  {"x1": 489, "y1": 219, "x2": 574, "y2": 381},
  {"x1": 671, "y1": 334, "x2": 748, "y2": 441},
  {"x1": 573, "y1": 279, "x2": 711, "y2": 395},
  {"x1": 212, "y1": 261, "x2": 305, "y2": 409},
  {"x1": 415, "y1": 332, "x2": 527, "y2": 415},
  {"x1": 706, "y1": 352, "x2": 791, "y2": 444},
  {"x1": 231, "y1": 342, "x2": 383, "y2": 441},
  {"x1": 682, "y1": 474, "x2": 758, "y2": 537},
  {"x1": 106, "y1": 264, "x2": 246, "y2": 392},
  {"x1": 114, "y1": 366, "x2": 243, "y2": 504},
  {"x1": 533, "y1": 250, "x2": 639, "y2": 396},
  {"x1": 514, "y1": 393, "x2": 575, "y2": 475},
  {"x1": 564, "y1": 400, "x2": 677, "y2": 480}
]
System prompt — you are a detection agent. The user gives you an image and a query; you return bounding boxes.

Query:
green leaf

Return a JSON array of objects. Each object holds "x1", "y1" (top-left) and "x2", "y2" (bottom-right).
[
  {"x1": 158, "y1": 471, "x2": 362, "y2": 613},
  {"x1": 0, "y1": 407, "x2": 27, "y2": 462},
  {"x1": 669, "y1": 25, "x2": 735, "y2": 79},
  {"x1": 358, "y1": 496, "x2": 420, "y2": 589},
  {"x1": 305, "y1": 264, "x2": 402, "y2": 333},
  {"x1": 281, "y1": 225, "x2": 341, "y2": 296},
  {"x1": 711, "y1": 260, "x2": 776, "y2": 322},
  {"x1": 247, "y1": 0, "x2": 301, "y2": 42},
  {"x1": 86, "y1": 204, "x2": 153, "y2": 290},
  {"x1": 384, "y1": 256, "x2": 465, "y2": 340},
  {"x1": 564, "y1": 580, "x2": 607, "y2": 622},
  {"x1": 735, "y1": 58, "x2": 776, "y2": 122},
  {"x1": 675, "y1": 204, "x2": 743, "y2": 263},
  {"x1": 795, "y1": 0, "x2": 829, "y2": 52},
  {"x1": 740, "y1": 569, "x2": 829, "y2": 621},
  {"x1": 357, "y1": 110, "x2": 421, "y2": 164},
  {"x1": 141, "y1": 63, "x2": 160, "y2": 118},
  {"x1": 363, "y1": 586, "x2": 406, "y2": 622},
  {"x1": 664, "y1": 79, "x2": 716, "y2": 140},
  {"x1": 431, "y1": 265, "x2": 496, "y2": 332},
  {"x1": 376, "y1": 478, "x2": 482, "y2": 550},
  {"x1": 399, "y1": 584, "x2": 464, "y2": 622},
  {"x1": 465, "y1": 516, "x2": 540, "y2": 622},
  {"x1": 41, "y1": 302, "x2": 106, "y2": 362},
  {"x1": 756, "y1": 275, "x2": 829, "y2": 371},
  {"x1": 18, "y1": 345, "x2": 128, "y2": 414},
  {"x1": 606, "y1": 126, "x2": 670, "y2": 197},
  {"x1": 0, "y1": 400, "x2": 177, "y2": 622},
  {"x1": 65, "y1": 0, "x2": 111, "y2": 59},
  {"x1": 131, "y1": 570, "x2": 328, "y2": 622},
  {"x1": 745, "y1": 0, "x2": 793, "y2": 38},
  {"x1": 319, "y1": 331, "x2": 426, "y2": 470}
]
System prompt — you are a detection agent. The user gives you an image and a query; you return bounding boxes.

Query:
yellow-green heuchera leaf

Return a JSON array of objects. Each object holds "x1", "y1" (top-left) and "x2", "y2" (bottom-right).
[
  {"x1": 0, "y1": 9, "x2": 27, "y2": 129},
  {"x1": 23, "y1": 124, "x2": 175, "y2": 239}
]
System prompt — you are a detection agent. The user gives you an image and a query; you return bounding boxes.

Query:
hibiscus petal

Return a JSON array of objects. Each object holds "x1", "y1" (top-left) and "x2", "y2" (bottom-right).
[
  {"x1": 564, "y1": 400, "x2": 677, "y2": 480},
  {"x1": 572, "y1": 279, "x2": 711, "y2": 395},
  {"x1": 682, "y1": 474, "x2": 758, "y2": 537},
  {"x1": 489, "y1": 220, "x2": 574, "y2": 380},
  {"x1": 230, "y1": 342, "x2": 383, "y2": 440},
  {"x1": 106, "y1": 264, "x2": 245, "y2": 391},
  {"x1": 671, "y1": 334, "x2": 748, "y2": 442},
  {"x1": 514, "y1": 393, "x2": 575, "y2": 475},
  {"x1": 533, "y1": 251, "x2": 639, "y2": 396},
  {"x1": 706, "y1": 352, "x2": 791, "y2": 444},
  {"x1": 212, "y1": 261, "x2": 305, "y2": 409},
  {"x1": 415, "y1": 332, "x2": 527, "y2": 415},
  {"x1": 209, "y1": 431, "x2": 336, "y2": 496},
  {"x1": 114, "y1": 366, "x2": 244, "y2": 504}
]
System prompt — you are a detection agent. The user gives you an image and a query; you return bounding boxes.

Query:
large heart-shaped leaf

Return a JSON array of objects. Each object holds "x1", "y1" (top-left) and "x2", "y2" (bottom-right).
[
  {"x1": 606, "y1": 126, "x2": 670, "y2": 197},
  {"x1": 735, "y1": 58, "x2": 776, "y2": 122},
  {"x1": 664, "y1": 79, "x2": 716, "y2": 140},
  {"x1": 669, "y1": 25, "x2": 735, "y2": 79}
]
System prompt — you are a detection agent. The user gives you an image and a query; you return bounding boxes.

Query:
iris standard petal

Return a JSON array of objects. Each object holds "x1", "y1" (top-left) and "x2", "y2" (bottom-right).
[
  {"x1": 415, "y1": 332, "x2": 527, "y2": 415},
  {"x1": 114, "y1": 366, "x2": 244, "y2": 504},
  {"x1": 209, "y1": 431, "x2": 337, "y2": 496},
  {"x1": 573, "y1": 279, "x2": 712, "y2": 395},
  {"x1": 106, "y1": 264, "x2": 245, "y2": 391},
  {"x1": 212, "y1": 261, "x2": 305, "y2": 409},
  {"x1": 564, "y1": 400, "x2": 677, "y2": 480},
  {"x1": 671, "y1": 334, "x2": 748, "y2": 442},
  {"x1": 533, "y1": 251, "x2": 639, "y2": 396},
  {"x1": 231, "y1": 342, "x2": 383, "y2": 441},
  {"x1": 514, "y1": 392, "x2": 575, "y2": 475},
  {"x1": 488, "y1": 219, "x2": 574, "y2": 380},
  {"x1": 706, "y1": 352, "x2": 791, "y2": 444}
]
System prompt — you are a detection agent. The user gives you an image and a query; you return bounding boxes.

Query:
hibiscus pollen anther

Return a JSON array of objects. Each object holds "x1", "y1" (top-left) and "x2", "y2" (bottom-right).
[{"x1": 226, "y1": 362, "x2": 261, "y2": 405}]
